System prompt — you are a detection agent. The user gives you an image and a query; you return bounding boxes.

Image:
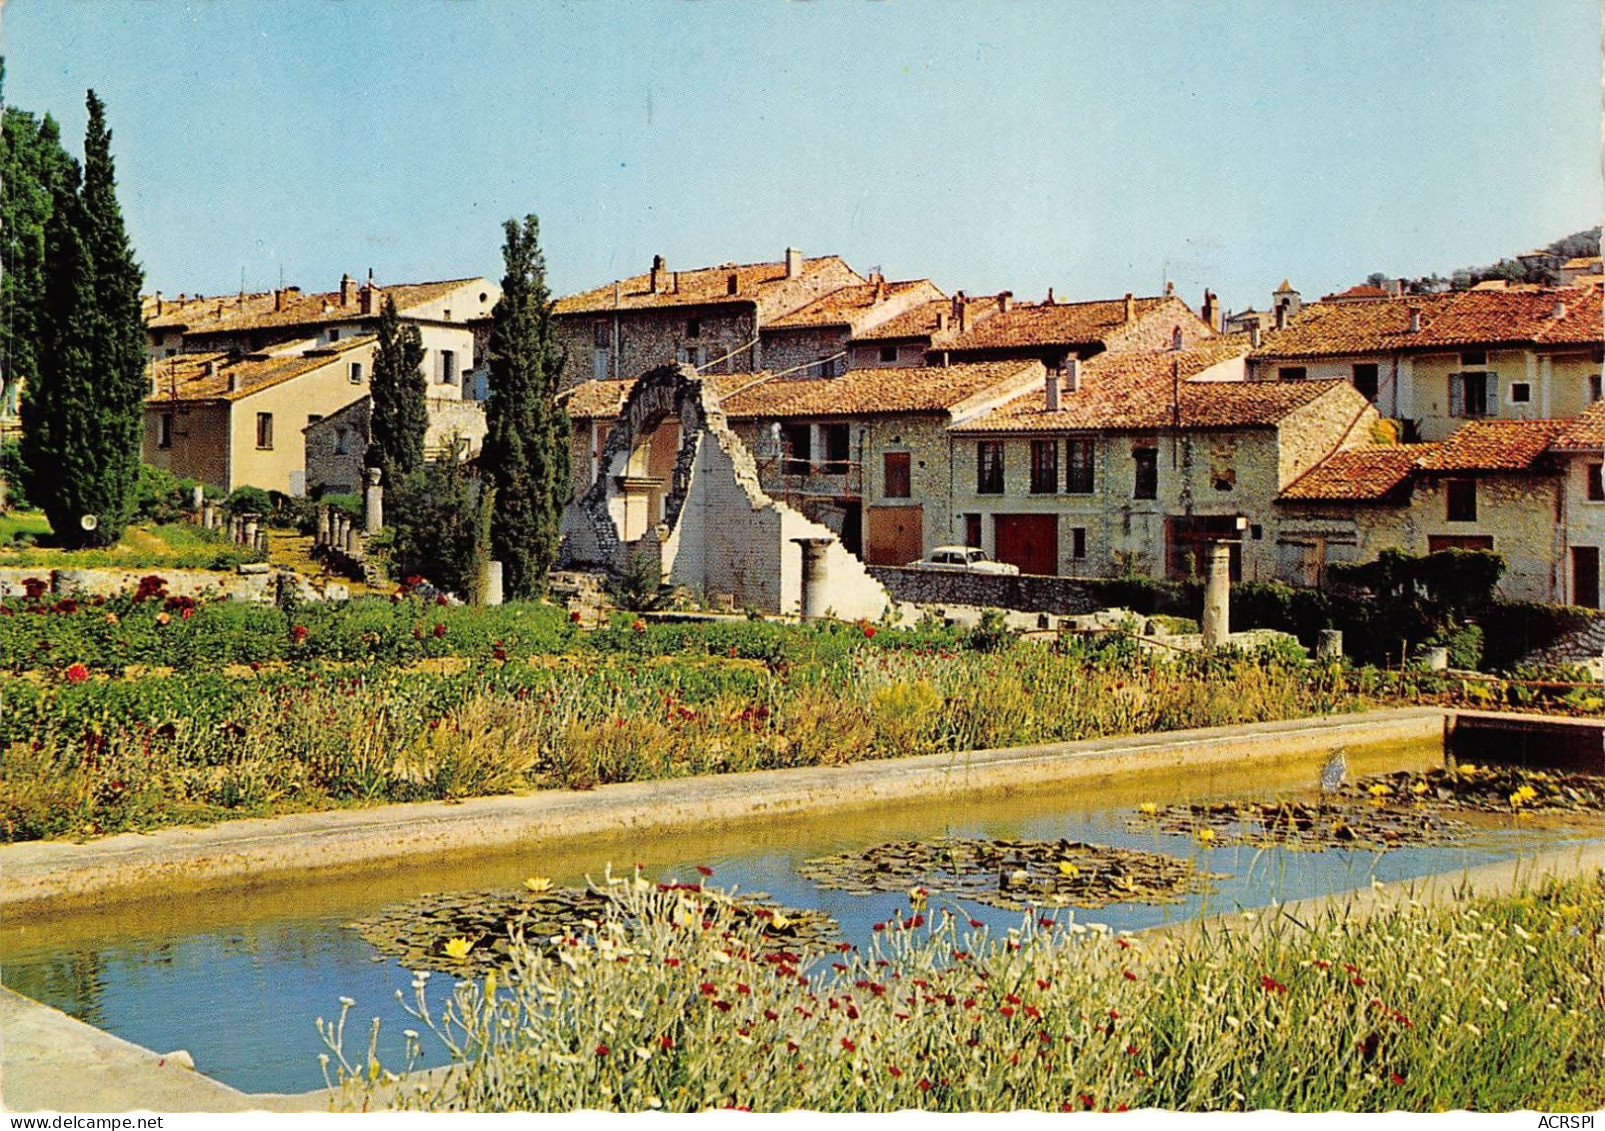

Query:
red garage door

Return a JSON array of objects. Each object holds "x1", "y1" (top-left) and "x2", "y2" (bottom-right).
[{"x1": 994, "y1": 514, "x2": 1058, "y2": 576}]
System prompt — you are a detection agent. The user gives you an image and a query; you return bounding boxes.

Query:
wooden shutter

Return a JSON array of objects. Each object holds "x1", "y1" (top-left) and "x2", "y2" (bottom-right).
[{"x1": 1448, "y1": 373, "x2": 1463, "y2": 417}]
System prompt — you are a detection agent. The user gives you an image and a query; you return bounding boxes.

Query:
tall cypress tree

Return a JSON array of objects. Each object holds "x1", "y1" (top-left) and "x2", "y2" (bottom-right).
[
  {"x1": 364, "y1": 294, "x2": 427, "y2": 489},
  {"x1": 482, "y1": 215, "x2": 570, "y2": 600},
  {"x1": 20, "y1": 90, "x2": 145, "y2": 547}
]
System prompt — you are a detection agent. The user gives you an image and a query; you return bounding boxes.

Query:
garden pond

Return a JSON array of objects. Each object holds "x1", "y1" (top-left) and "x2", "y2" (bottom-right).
[{"x1": 3, "y1": 737, "x2": 1603, "y2": 1096}]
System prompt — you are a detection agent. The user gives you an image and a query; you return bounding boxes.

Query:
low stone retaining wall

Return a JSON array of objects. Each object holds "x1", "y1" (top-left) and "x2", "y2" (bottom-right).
[
  {"x1": 0, "y1": 565, "x2": 347, "y2": 603},
  {"x1": 870, "y1": 566, "x2": 1102, "y2": 616}
]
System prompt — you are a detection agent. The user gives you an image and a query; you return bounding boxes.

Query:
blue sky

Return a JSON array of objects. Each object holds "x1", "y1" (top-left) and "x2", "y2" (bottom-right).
[{"x1": 3, "y1": 1, "x2": 1599, "y2": 313}]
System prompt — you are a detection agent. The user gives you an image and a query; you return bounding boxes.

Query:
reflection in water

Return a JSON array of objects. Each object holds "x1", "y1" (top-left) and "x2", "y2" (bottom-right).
[{"x1": 1, "y1": 736, "x2": 1598, "y2": 1095}]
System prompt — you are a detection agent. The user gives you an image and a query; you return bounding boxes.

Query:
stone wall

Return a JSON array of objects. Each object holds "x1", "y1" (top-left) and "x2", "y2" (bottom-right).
[
  {"x1": 869, "y1": 566, "x2": 1101, "y2": 616},
  {"x1": 0, "y1": 565, "x2": 351, "y2": 604}
]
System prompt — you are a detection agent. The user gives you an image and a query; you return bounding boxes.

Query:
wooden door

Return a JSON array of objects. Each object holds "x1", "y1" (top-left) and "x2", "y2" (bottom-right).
[
  {"x1": 866, "y1": 505, "x2": 923, "y2": 566},
  {"x1": 994, "y1": 514, "x2": 1059, "y2": 576}
]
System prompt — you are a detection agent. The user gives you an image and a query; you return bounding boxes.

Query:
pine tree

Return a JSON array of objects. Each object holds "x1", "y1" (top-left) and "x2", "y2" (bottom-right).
[
  {"x1": 20, "y1": 90, "x2": 146, "y2": 547},
  {"x1": 482, "y1": 215, "x2": 570, "y2": 600},
  {"x1": 364, "y1": 294, "x2": 427, "y2": 489}
]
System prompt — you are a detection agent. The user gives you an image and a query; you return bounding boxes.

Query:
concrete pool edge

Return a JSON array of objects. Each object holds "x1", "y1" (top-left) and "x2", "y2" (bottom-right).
[{"x1": 0, "y1": 706, "x2": 1448, "y2": 915}]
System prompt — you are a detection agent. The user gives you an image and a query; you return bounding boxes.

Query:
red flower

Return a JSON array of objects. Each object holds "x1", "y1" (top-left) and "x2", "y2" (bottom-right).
[
  {"x1": 663, "y1": 958, "x2": 680, "y2": 967},
  {"x1": 435, "y1": 594, "x2": 449, "y2": 607},
  {"x1": 763, "y1": 1009, "x2": 779, "y2": 1022},
  {"x1": 595, "y1": 1044, "x2": 609, "y2": 1057},
  {"x1": 569, "y1": 610, "x2": 583, "y2": 623},
  {"x1": 1122, "y1": 970, "x2": 1137, "y2": 981},
  {"x1": 1117, "y1": 938, "x2": 1132, "y2": 950},
  {"x1": 1260, "y1": 975, "x2": 1288, "y2": 994},
  {"x1": 64, "y1": 662, "x2": 90, "y2": 683},
  {"x1": 840, "y1": 1037, "x2": 855, "y2": 1052},
  {"x1": 1352, "y1": 976, "x2": 1368, "y2": 988},
  {"x1": 1389, "y1": 1072, "x2": 1406, "y2": 1086},
  {"x1": 1125, "y1": 1045, "x2": 1139, "y2": 1056},
  {"x1": 696, "y1": 864, "x2": 714, "y2": 877},
  {"x1": 631, "y1": 619, "x2": 647, "y2": 634},
  {"x1": 917, "y1": 1079, "x2": 932, "y2": 1093},
  {"x1": 888, "y1": 1065, "x2": 902, "y2": 1078},
  {"x1": 968, "y1": 919, "x2": 984, "y2": 929},
  {"x1": 998, "y1": 1005, "x2": 1015, "y2": 1018},
  {"x1": 660, "y1": 1035, "x2": 674, "y2": 1049},
  {"x1": 432, "y1": 623, "x2": 447, "y2": 638},
  {"x1": 699, "y1": 982, "x2": 716, "y2": 995},
  {"x1": 291, "y1": 625, "x2": 309, "y2": 642},
  {"x1": 863, "y1": 625, "x2": 876, "y2": 639}
]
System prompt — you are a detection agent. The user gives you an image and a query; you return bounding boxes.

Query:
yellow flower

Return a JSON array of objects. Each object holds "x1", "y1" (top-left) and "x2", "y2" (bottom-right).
[
  {"x1": 1411, "y1": 781, "x2": 1430, "y2": 795},
  {"x1": 1195, "y1": 827, "x2": 1216, "y2": 844},
  {"x1": 1138, "y1": 802, "x2": 1159, "y2": 816},
  {"x1": 1056, "y1": 861, "x2": 1080, "y2": 877},
  {"x1": 908, "y1": 887, "x2": 928, "y2": 909},
  {"x1": 770, "y1": 911, "x2": 792, "y2": 930},
  {"x1": 524, "y1": 876, "x2": 553, "y2": 892},
  {"x1": 1457, "y1": 763, "x2": 1480, "y2": 775},
  {"x1": 1368, "y1": 783, "x2": 1393, "y2": 798},
  {"x1": 484, "y1": 970, "x2": 498, "y2": 1000},
  {"x1": 443, "y1": 937, "x2": 473, "y2": 960}
]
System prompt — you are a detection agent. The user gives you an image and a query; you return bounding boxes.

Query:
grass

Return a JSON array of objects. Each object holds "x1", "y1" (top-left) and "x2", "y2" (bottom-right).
[
  {"x1": 324, "y1": 869, "x2": 1605, "y2": 1112},
  {"x1": 0, "y1": 639, "x2": 1364, "y2": 841},
  {"x1": 0, "y1": 514, "x2": 263, "y2": 570}
]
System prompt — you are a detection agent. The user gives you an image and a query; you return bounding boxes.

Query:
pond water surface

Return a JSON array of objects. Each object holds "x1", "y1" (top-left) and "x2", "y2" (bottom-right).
[{"x1": 3, "y1": 737, "x2": 1600, "y2": 1096}]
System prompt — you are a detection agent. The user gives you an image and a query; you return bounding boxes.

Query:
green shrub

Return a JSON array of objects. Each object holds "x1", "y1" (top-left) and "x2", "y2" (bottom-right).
[
  {"x1": 1, "y1": 439, "x2": 33, "y2": 510},
  {"x1": 225, "y1": 485, "x2": 273, "y2": 518}
]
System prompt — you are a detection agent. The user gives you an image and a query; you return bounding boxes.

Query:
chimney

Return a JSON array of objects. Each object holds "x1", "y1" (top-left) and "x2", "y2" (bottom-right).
[
  {"x1": 274, "y1": 288, "x2": 288, "y2": 313},
  {"x1": 1201, "y1": 290, "x2": 1219, "y2": 332},
  {"x1": 1408, "y1": 306, "x2": 1422, "y2": 333},
  {"x1": 1044, "y1": 365, "x2": 1060, "y2": 412},
  {"x1": 155, "y1": 291, "x2": 164, "y2": 315},
  {"x1": 727, "y1": 273, "x2": 739, "y2": 296},
  {"x1": 671, "y1": 271, "x2": 679, "y2": 293},
  {"x1": 1249, "y1": 325, "x2": 1262, "y2": 349},
  {"x1": 1046, "y1": 287, "x2": 1055, "y2": 304},
  {"x1": 1553, "y1": 299, "x2": 1568, "y2": 320},
  {"x1": 785, "y1": 247, "x2": 804, "y2": 279},
  {"x1": 956, "y1": 293, "x2": 971, "y2": 334},
  {"x1": 340, "y1": 273, "x2": 358, "y2": 306},
  {"x1": 997, "y1": 291, "x2": 1013, "y2": 314},
  {"x1": 1275, "y1": 304, "x2": 1287, "y2": 331},
  {"x1": 1064, "y1": 357, "x2": 1081, "y2": 393},
  {"x1": 360, "y1": 284, "x2": 378, "y2": 315},
  {"x1": 936, "y1": 309, "x2": 949, "y2": 333},
  {"x1": 649, "y1": 255, "x2": 668, "y2": 294},
  {"x1": 1124, "y1": 293, "x2": 1136, "y2": 323},
  {"x1": 1164, "y1": 281, "x2": 1175, "y2": 297},
  {"x1": 226, "y1": 370, "x2": 238, "y2": 393}
]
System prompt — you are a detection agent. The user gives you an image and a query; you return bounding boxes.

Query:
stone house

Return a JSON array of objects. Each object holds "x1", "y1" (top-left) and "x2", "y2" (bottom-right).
[
  {"x1": 758, "y1": 277, "x2": 944, "y2": 377},
  {"x1": 1559, "y1": 256, "x2": 1603, "y2": 286},
  {"x1": 1248, "y1": 285, "x2": 1604, "y2": 443},
  {"x1": 844, "y1": 294, "x2": 1001, "y2": 370},
  {"x1": 144, "y1": 275, "x2": 496, "y2": 402},
  {"x1": 929, "y1": 290, "x2": 1216, "y2": 370},
  {"x1": 143, "y1": 336, "x2": 376, "y2": 494},
  {"x1": 1550, "y1": 403, "x2": 1605, "y2": 607},
  {"x1": 551, "y1": 249, "x2": 865, "y2": 387},
  {"x1": 947, "y1": 337, "x2": 1376, "y2": 579},
  {"x1": 1277, "y1": 419, "x2": 1567, "y2": 602},
  {"x1": 303, "y1": 395, "x2": 489, "y2": 498},
  {"x1": 561, "y1": 360, "x2": 1047, "y2": 567}
]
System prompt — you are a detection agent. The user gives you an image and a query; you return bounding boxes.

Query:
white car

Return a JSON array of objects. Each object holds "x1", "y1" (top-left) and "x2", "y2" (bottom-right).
[{"x1": 906, "y1": 545, "x2": 1020, "y2": 575}]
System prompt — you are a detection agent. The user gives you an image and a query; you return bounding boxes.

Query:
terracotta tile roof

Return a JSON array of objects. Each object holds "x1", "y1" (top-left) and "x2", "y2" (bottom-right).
[
  {"x1": 1415, "y1": 419, "x2": 1565, "y2": 472},
  {"x1": 935, "y1": 295, "x2": 1200, "y2": 353},
  {"x1": 145, "y1": 278, "x2": 485, "y2": 335},
  {"x1": 1322, "y1": 284, "x2": 1393, "y2": 302},
  {"x1": 144, "y1": 336, "x2": 374, "y2": 404},
  {"x1": 1251, "y1": 286, "x2": 1602, "y2": 359},
  {"x1": 1279, "y1": 445, "x2": 1433, "y2": 501},
  {"x1": 851, "y1": 296, "x2": 1000, "y2": 342},
  {"x1": 948, "y1": 337, "x2": 1326, "y2": 434},
  {"x1": 1552, "y1": 401, "x2": 1605, "y2": 451},
  {"x1": 765, "y1": 279, "x2": 942, "y2": 330},
  {"x1": 552, "y1": 256, "x2": 861, "y2": 315},
  {"x1": 560, "y1": 361, "x2": 1042, "y2": 421}
]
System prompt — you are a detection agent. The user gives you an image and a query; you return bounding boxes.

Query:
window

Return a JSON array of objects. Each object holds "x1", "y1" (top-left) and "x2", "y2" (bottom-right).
[
  {"x1": 1451, "y1": 372, "x2": 1492, "y2": 418},
  {"x1": 1133, "y1": 446, "x2": 1158, "y2": 500},
  {"x1": 814, "y1": 355, "x2": 843, "y2": 379},
  {"x1": 1592, "y1": 374, "x2": 1603, "y2": 403},
  {"x1": 442, "y1": 309, "x2": 451, "y2": 321},
  {"x1": 1070, "y1": 527, "x2": 1087, "y2": 560},
  {"x1": 158, "y1": 413, "x2": 174, "y2": 449},
  {"x1": 964, "y1": 513, "x2": 982, "y2": 548},
  {"x1": 594, "y1": 352, "x2": 610, "y2": 381},
  {"x1": 883, "y1": 452, "x2": 911, "y2": 498},
  {"x1": 681, "y1": 345, "x2": 705, "y2": 367},
  {"x1": 255, "y1": 412, "x2": 274, "y2": 450},
  {"x1": 1509, "y1": 382, "x2": 1531, "y2": 404},
  {"x1": 1065, "y1": 437, "x2": 1094, "y2": 493},
  {"x1": 880, "y1": 346, "x2": 898, "y2": 363},
  {"x1": 1278, "y1": 366, "x2": 1307, "y2": 381},
  {"x1": 1029, "y1": 440, "x2": 1059, "y2": 494},
  {"x1": 335, "y1": 427, "x2": 350, "y2": 456},
  {"x1": 686, "y1": 318, "x2": 701, "y2": 339},
  {"x1": 328, "y1": 328, "x2": 340, "y2": 342},
  {"x1": 976, "y1": 441, "x2": 1005, "y2": 494},
  {"x1": 780, "y1": 423, "x2": 811, "y2": 475},
  {"x1": 349, "y1": 361, "x2": 364, "y2": 384},
  {"x1": 1352, "y1": 363, "x2": 1379, "y2": 403},
  {"x1": 593, "y1": 320, "x2": 611, "y2": 348},
  {"x1": 440, "y1": 349, "x2": 457, "y2": 385},
  {"x1": 1461, "y1": 348, "x2": 1487, "y2": 367},
  {"x1": 1446, "y1": 479, "x2": 1477, "y2": 522},
  {"x1": 821, "y1": 423, "x2": 850, "y2": 474},
  {"x1": 1588, "y1": 463, "x2": 1604, "y2": 502}
]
